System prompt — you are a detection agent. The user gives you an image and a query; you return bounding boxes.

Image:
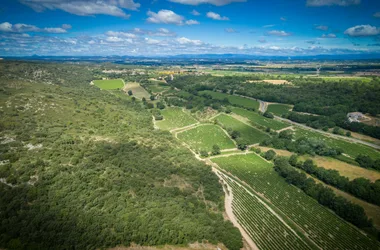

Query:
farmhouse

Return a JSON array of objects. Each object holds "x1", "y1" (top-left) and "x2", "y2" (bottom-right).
[{"x1": 347, "y1": 112, "x2": 364, "y2": 122}]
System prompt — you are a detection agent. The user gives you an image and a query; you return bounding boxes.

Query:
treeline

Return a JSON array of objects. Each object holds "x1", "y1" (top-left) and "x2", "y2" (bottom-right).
[
  {"x1": 356, "y1": 154, "x2": 380, "y2": 171},
  {"x1": 273, "y1": 157, "x2": 376, "y2": 232},
  {"x1": 289, "y1": 155, "x2": 380, "y2": 206},
  {"x1": 260, "y1": 130, "x2": 343, "y2": 157}
]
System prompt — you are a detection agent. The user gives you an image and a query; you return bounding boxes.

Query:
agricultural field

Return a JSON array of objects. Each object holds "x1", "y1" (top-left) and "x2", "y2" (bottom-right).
[
  {"x1": 246, "y1": 79, "x2": 292, "y2": 85},
  {"x1": 146, "y1": 84, "x2": 171, "y2": 93},
  {"x1": 267, "y1": 103, "x2": 293, "y2": 116},
  {"x1": 199, "y1": 90, "x2": 260, "y2": 110},
  {"x1": 177, "y1": 124, "x2": 235, "y2": 152},
  {"x1": 156, "y1": 107, "x2": 198, "y2": 131},
  {"x1": 123, "y1": 82, "x2": 150, "y2": 99},
  {"x1": 215, "y1": 114, "x2": 270, "y2": 144},
  {"x1": 212, "y1": 154, "x2": 380, "y2": 250},
  {"x1": 92, "y1": 79, "x2": 124, "y2": 89},
  {"x1": 231, "y1": 107, "x2": 290, "y2": 130},
  {"x1": 217, "y1": 171, "x2": 312, "y2": 250},
  {"x1": 294, "y1": 128, "x2": 380, "y2": 160}
]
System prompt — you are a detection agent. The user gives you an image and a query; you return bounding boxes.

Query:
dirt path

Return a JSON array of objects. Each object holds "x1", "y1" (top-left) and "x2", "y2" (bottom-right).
[
  {"x1": 152, "y1": 116, "x2": 159, "y2": 130},
  {"x1": 212, "y1": 168, "x2": 260, "y2": 250},
  {"x1": 170, "y1": 122, "x2": 200, "y2": 133}
]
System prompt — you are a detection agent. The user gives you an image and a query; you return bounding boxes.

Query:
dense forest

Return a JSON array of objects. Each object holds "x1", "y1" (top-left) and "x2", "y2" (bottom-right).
[{"x1": 0, "y1": 62, "x2": 242, "y2": 250}]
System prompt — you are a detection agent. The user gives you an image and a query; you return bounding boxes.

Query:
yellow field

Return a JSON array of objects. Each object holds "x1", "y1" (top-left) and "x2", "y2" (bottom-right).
[{"x1": 123, "y1": 82, "x2": 150, "y2": 99}]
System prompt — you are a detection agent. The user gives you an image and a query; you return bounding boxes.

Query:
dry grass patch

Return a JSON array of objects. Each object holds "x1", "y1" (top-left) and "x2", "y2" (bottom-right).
[
  {"x1": 123, "y1": 82, "x2": 150, "y2": 99},
  {"x1": 247, "y1": 80, "x2": 291, "y2": 85}
]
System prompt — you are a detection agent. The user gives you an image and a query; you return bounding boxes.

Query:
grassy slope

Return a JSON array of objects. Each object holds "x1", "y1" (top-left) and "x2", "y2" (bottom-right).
[
  {"x1": 199, "y1": 90, "x2": 259, "y2": 110},
  {"x1": 177, "y1": 124, "x2": 235, "y2": 152},
  {"x1": 212, "y1": 154, "x2": 380, "y2": 250},
  {"x1": 215, "y1": 114, "x2": 270, "y2": 144},
  {"x1": 156, "y1": 107, "x2": 198, "y2": 131},
  {"x1": 93, "y1": 79, "x2": 124, "y2": 89},
  {"x1": 231, "y1": 107, "x2": 289, "y2": 130},
  {"x1": 124, "y1": 82, "x2": 151, "y2": 99},
  {"x1": 267, "y1": 104, "x2": 293, "y2": 116}
]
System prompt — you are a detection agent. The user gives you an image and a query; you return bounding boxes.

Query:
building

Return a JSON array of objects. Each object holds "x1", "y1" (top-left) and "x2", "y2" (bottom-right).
[{"x1": 347, "y1": 112, "x2": 364, "y2": 123}]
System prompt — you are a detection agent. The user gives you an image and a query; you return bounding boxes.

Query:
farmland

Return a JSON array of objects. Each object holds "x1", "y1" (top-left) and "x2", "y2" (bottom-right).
[
  {"x1": 177, "y1": 124, "x2": 235, "y2": 152},
  {"x1": 294, "y1": 128, "x2": 380, "y2": 160},
  {"x1": 123, "y1": 82, "x2": 150, "y2": 99},
  {"x1": 156, "y1": 107, "x2": 198, "y2": 130},
  {"x1": 212, "y1": 154, "x2": 380, "y2": 250},
  {"x1": 92, "y1": 79, "x2": 124, "y2": 89},
  {"x1": 231, "y1": 107, "x2": 290, "y2": 130},
  {"x1": 267, "y1": 103, "x2": 293, "y2": 116},
  {"x1": 214, "y1": 114, "x2": 270, "y2": 144},
  {"x1": 199, "y1": 90, "x2": 260, "y2": 110}
]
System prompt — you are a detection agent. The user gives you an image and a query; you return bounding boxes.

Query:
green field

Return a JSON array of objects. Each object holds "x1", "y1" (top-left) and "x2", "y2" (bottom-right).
[
  {"x1": 294, "y1": 128, "x2": 380, "y2": 159},
  {"x1": 218, "y1": 172, "x2": 311, "y2": 250},
  {"x1": 215, "y1": 114, "x2": 270, "y2": 144},
  {"x1": 177, "y1": 124, "x2": 235, "y2": 152},
  {"x1": 212, "y1": 154, "x2": 379, "y2": 250},
  {"x1": 93, "y1": 79, "x2": 124, "y2": 89},
  {"x1": 231, "y1": 107, "x2": 289, "y2": 130},
  {"x1": 156, "y1": 107, "x2": 198, "y2": 130},
  {"x1": 199, "y1": 90, "x2": 260, "y2": 110},
  {"x1": 267, "y1": 104, "x2": 293, "y2": 116},
  {"x1": 147, "y1": 84, "x2": 171, "y2": 93}
]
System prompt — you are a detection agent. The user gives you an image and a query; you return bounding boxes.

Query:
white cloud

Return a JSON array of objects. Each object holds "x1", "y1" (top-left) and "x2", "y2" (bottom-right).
[
  {"x1": 225, "y1": 28, "x2": 237, "y2": 33},
  {"x1": 168, "y1": 0, "x2": 245, "y2": 6},
  {"x1": 374, "y1": 12, "x2": 380, "y2": 18},
  {"x1": 0, "y1": 22, "x2": 13, "y2": 32},
  {"x1": 206, "y1": 12, "x2": 229, "y2": 20},
  {"x1": 185, "y1": 19, "x2": 200, "y2": 25},
  {"x1": 344, "y1": 25, "x2": 380, "y2": 37},
  {"x1": 267, "y1": 30, "x2": 292, "y2": 36},
  {"x1": 0, "y1": 21, "x2": 68, "y2": 33},
  {"x1": 62, "y1": 24, "x2": 72, "y2": 29},
  {"x1": 106, "y1": 36, "x2": 124, "y2": 42},
  {"x1": 145, "y1": 38, "x2": 160, "y2": 44},
  {"x1": 307, "y1": 0, "x2": 360, "y2": 6},
  {"x1": 176, "y1": 37, "x2": 203, "y2": 45},
  {"x1": 280, "y1": 17, "x2": 287, "y2": 21},
  {"x1": 315, "y1": 25, "x2": 329, "y2": 31},
  {"x1": 191, "y1": 10, "x2": 200, "y2": 15},
  {"x1": 263, "y1": 24, "x2": 275, "y2": 28},
  {"x1": 321, "y1": 33, "x2": 336, "y2": 38},
  {"x1": 147, "y1": 10, "x2": 184, "y2": 25},
  {"x1": 106, "y1": 31, "x2": 136, "y2": 38},
  {"x1": 19, "y1": 0, "x2": 139, "y2": 18}
]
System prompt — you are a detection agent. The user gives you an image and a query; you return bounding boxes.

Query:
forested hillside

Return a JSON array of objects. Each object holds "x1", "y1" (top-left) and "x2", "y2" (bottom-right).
[{"x1": 0, "y1": 62, "x2": 242, "y2": 250}]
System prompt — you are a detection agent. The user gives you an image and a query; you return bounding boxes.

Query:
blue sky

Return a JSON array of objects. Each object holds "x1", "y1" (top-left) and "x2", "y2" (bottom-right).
[{"x1": 0, "y1": 0, "x2": 380, "y2": 56}]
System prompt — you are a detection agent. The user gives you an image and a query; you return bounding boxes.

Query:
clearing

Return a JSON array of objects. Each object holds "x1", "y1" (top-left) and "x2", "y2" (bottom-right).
[
  {"x1": 177, "y1": 124, "x2": 235, "y2": 152},
  {"x1": 156, "y1": 107, "x2": 198, "y2": 131},
  {"x1": 231, "y1": 107, "x2": 290, "y2": 131},
  {"x1": 214, "y1": 114, "x2": 270, "y2": 144},
  {"x1": 123, "y1": 82, "x2": 150, "y2": 99},
  {"x1": 246, "y1": 80, "x2": 292, "y2": 85},
  {"x1": 267, "y1": 103, "x2": 293, "y2": 116},
  {"x1": 92, "y1": 79, "x2": 124, "y2": 90},
  {"x1": 199, "y1": 90, "x2": 260, "y2": 110}
]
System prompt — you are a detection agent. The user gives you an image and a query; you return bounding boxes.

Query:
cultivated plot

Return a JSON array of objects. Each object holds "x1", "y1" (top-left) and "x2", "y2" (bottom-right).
[
  {"x1": 231, "y1": 107, "x2": 289, "y2": 130},
  {"x1": 215, "y1": 114, "x2": 270, "y2": 144},
  {"x1": 267, "y1": 103, "x2": 293, "y2": 116},
  {"x1": 294, "y1": 128, "x2": 380, "y2": 160},
  {"x1": 156, "y1": 107, "x2": 198, "y2": 131},
  {"x1": 123, "y1": 82, "x2": 150, "y2": 99},
  {"x1": 177, "y1": 124, "x2": 235, "y2": 152},
  {"x1": 199, "y1": 90, "x2": 260, "y2": 110},
  {"x1": 92, "y1": 79, "x2": 124, "y2": 90},
  {"x1": 212, "y1": 154, "x2": 380, "y2": 250}
]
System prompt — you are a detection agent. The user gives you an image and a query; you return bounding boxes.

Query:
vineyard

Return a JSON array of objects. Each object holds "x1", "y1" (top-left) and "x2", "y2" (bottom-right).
[{"x1": 212, "y1": 154, "x2": 380, "y2": 250}]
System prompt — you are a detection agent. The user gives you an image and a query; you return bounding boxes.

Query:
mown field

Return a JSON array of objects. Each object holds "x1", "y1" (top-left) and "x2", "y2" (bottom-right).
[
  {"x1": 156, "y1": 107, "x2": 198, "y2": 131},
  {"x1": 294, "y1": 128, "x2": 380, "y2": 160},
  {"x1": 147, "y1": 84, "x2": 171, "y2": 93},
  {"x1": 215, "y1": 114, "x2": 270, "y2": 144},
  {"x1": 123, "y1": 82, "x2": 150, "y2": 99},
  {"x1": 212, "y1": 154, "x2": 380, "y2": 250},
  {"x1": 93, "y1": 79, "x2": 124, "y2": 89},
  {"x1": 177, "y1": 124, "x2": 235, "y2": 152},
  {"x1": 267, "y1": 103, "x2": 293, "y2": 116},
  {"x1": 231, "y1": 107, "x2": 289, "y2": 130},
  {"x1": 199, "y1": 90, "x2": 260, "y2": 110}
]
